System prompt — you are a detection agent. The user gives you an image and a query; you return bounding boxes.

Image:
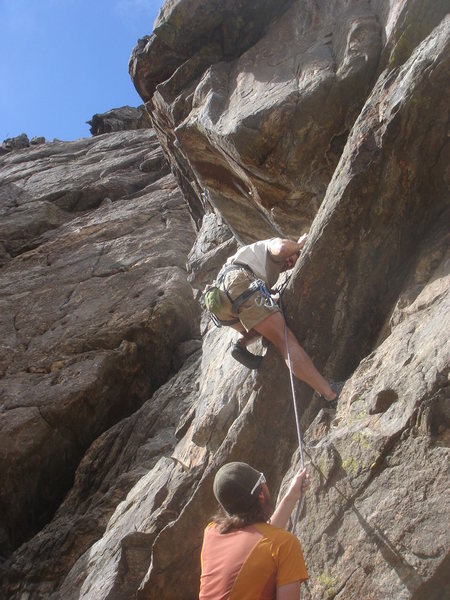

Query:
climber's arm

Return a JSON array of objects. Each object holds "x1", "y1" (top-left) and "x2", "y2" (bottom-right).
[{"x1": 268, "y1": 234, "x2": 308, "y2": 261}]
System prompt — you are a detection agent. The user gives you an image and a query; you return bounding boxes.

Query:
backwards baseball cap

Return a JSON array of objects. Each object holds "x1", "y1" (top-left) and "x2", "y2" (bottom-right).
[{"x1": 213, "y1": 462, "x2": 264, "y2": 515}]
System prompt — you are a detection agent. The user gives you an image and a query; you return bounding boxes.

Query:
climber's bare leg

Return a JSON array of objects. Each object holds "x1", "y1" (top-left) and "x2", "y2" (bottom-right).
[
  {"x1": 237, "y1": 328, "x2": 261, "y2": 348},
  {"x1": 253, "y1": 312, "x2": 336, "y2": 400}
]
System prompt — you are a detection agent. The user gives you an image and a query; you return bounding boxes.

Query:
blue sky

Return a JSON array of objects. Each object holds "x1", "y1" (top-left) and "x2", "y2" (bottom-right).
[{"x1": 0, "y1": 0, "x2": 164, "y2": 142}]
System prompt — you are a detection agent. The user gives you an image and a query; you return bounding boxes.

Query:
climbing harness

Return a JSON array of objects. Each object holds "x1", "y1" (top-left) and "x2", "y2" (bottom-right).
[
  {"x1": 254, "y1": 280, "x2": 276, "y2": 308},
  {"x1": 279, "y1": 295, "x2": 306, "y2": 533},
  {"x1": 204, "y1": 263, "x2": 275, "y2": 327}
]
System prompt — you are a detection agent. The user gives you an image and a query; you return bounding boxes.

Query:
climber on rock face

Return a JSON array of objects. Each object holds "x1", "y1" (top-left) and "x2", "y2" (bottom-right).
[
  {"x1": 199, "y1": 461, "x2": 310, "y2": 600},
  {"x1": 204, "y1": 235, "x2": 340, "y2": 403}
]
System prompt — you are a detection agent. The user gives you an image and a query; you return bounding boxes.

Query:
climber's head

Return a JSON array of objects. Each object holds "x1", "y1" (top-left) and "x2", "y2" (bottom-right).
[{"x1": 282, "y1": 252, "x2": 299, "y2": 271}]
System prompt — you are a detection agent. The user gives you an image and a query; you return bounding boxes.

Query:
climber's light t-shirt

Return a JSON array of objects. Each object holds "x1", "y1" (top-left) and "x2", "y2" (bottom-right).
[
  {"x1": 226, "y1": 239, "x2": 283, "y2": 288},
  {"x1": 199, "y1": 521, "x2": 308, "y2": 600}
]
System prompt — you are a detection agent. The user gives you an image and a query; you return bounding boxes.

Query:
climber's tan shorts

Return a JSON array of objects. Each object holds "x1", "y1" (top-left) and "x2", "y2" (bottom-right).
[{"x1": 215, "y1": 269, "x2": 280, "y2": 332}]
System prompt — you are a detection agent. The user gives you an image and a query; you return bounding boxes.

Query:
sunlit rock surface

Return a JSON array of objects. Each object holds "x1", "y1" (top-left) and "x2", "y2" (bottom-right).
[
  {"x1": 0, "y1": 129, "x2": 199, "y2": 560},
  {"x1": 0, "y1": 1, "x2": 448, "y2": 599},
  {"x1": 88, "y1": 105, "x2": 151, "y2": 135}
]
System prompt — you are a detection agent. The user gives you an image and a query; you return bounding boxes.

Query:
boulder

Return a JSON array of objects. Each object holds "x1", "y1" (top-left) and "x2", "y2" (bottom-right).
[
  {"x1": 129, "y1": 0, "x2": 294, "y2": 102},
  {"x1": 88, "y1": 105, "x2": 152, "y2": 135},
  {"x1": 0, "y1": 133, "x2": 30, "y2": 155},
  {"x1": 30, "y1": 137, "x2": 46, "y2": 146}
]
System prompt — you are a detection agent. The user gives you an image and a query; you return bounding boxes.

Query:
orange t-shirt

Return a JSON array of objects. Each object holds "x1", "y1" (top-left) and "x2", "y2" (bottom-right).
[{"x1": 199, "y1": 522, "x2": 308, "y2": 600}]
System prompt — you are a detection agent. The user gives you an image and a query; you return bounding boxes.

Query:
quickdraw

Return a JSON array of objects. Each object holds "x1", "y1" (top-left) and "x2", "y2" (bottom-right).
[{"x1": 254, "y1": 280, "x2": 276, "y2": 308}]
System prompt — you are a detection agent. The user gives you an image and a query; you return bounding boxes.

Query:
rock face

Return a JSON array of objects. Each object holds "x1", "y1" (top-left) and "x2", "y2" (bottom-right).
[
  {"x1": 0, "y1": 134, "x2": 45, "y2": 156},
  {"x1": 131, "y1": 0, "x2": 386, "y2": 240},
  {"x1": 0, "y1": 129, "x2": 199, "y2": 560},
  {"x1": 1, "y1": 1, "x2": 449, "y2": 600},
  {"x1": 88, "y1": 105, "x2": 152, "y2": 135}
]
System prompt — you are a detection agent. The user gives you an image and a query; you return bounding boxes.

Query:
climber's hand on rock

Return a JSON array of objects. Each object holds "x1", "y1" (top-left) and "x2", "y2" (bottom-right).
[{"x1": 297, "y1": 233, "x2": 308, "y2": 248}]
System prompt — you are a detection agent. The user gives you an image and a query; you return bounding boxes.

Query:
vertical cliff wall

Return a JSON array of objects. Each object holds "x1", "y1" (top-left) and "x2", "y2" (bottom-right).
[
  {"x1": 0, "y1": 1, "x2": 448, "y2": 599},
  {"x1": 0, "y1": 128, "x2": 199, "y2": 566}
]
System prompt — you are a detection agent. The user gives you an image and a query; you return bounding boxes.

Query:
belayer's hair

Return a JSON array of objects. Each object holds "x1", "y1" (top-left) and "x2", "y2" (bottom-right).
[{"x1": 213, "y1": 501, "x2": 267, "y2": 534}]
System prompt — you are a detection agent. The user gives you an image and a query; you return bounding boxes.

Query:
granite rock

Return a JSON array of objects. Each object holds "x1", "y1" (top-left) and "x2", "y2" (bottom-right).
[
  {"x1": 0, "y1": 129, "x2": 199, "y2": 558},
  {"x1": 0, "y1": 2, "x2": 448, "y2": 599}
]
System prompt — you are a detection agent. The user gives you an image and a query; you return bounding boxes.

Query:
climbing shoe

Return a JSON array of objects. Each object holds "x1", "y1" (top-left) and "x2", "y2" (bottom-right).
[
  {"x1": 231, "y1": 343, "x2": 263, "y2": 369},
  {"x1": 325, "y1": 381, "x2": 345, "y2": 409}
]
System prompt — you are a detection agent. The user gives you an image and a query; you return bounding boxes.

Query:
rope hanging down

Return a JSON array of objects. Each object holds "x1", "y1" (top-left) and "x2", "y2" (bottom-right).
[{"x1": 280, "y1": 296, "x2": 305, "y2": 533}]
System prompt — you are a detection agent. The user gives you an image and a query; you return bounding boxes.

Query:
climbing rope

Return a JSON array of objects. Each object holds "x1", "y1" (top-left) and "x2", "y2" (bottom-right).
[{"x1": 279, "y1": 295, "x2": 306, "y2": 533}]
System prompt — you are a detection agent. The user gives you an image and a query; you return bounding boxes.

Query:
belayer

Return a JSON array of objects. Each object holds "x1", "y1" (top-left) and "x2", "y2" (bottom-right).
[
  {"x1": 199, "y1": 461, "x2": 310, "y2": 599},
  {"x1": 204, "y1": 235, "x2": 341, "y2": 403}
]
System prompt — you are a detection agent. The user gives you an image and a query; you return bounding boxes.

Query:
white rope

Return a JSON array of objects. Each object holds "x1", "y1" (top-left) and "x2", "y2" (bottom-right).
[{"x1": 282, "y1": 303, "x2": 306, "y2": 533}]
